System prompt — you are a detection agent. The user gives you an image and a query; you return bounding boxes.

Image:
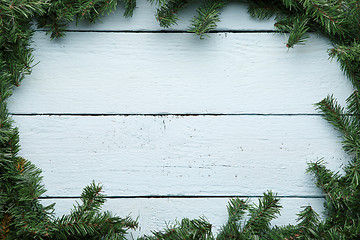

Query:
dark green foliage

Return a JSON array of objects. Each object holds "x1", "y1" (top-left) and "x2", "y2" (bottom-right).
[
  {"x1": 312, "y1": 90, "x2": 360, "y2": 238},
  {"x1": 217, "y1": 191, "x2": 281, "y2": 239},
  {"x1": 155, "y1": 0, "x2": 190, "y2": 28},
  {"x1": 53, "y1": 181, "x2": 137, "y2": 239},
  {"x1": 122, "y1": 0, "x2": 137, "y2": 17},
  {"x1": 188, "y1": 0, "x2": 226, "y2": 38},
  {"x1": 0, "y1": 2, "x2": 137, "y2": 236},
  {"x1": 277, "y1": 15, "x2": 310, "y2": 48},
  {"x1": 36, "y1": 0, "x2": 119, "y2": 39},
  {"x1": 247, "y1": 0, "x2": 360, "y2": 49},
  {"x1": 227, "y1": 197, "x2": 250, "y2": 222},
  {"x1": 296, "y1": 206, "x2": 320, "y2": 238},
  {"x1": 329, "y1": 42, "x2": 360, "y2": 89},
  {"x1": 248, "y1": 0, "x2": 295, "y2": 21},
  {"x1": 315, "y1": 95, "x2": 360, "y2": 156},
  {"x1": 0, "y1": 0, "x2": 45, "y2": 86},
  {"x1": 242, "y1": 191, "x2": 281, "y2": 235},
  {"x1": 2, "y1": 0, "x2": 360, "y2": 239},
  {"x1": 139, "y1": 217, "x2": 213, "y2": 240},
  {"x1": 147, "y1": 0, "x2": 167, "y2": 7},
  {"x1": 315, "y1": 95, "x2": 351, "y2": 136},
  {"x1": 141, "y1": 192, "x2": 282, "y2": 240},
  {"x1": 0, "y1": 2, "x2": 56, "y2": 236}
]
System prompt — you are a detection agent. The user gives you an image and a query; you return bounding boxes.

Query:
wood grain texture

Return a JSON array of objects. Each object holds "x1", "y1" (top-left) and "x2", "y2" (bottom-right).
[
  {"x1": 40, "y1": 197, "x2": 325, "y2": 237},
  {"x1": 63, "y1": 1, "x2": 275, "y2": 31},
  {"x1": 9, "y1": 3, "x2": 353, "y2": 235},
  {"x1": 8, "y1": 32, "x2": 353, "y2": 114},
  {"x1": 13, "y1": 115, "x2": 348, "y2": 197}
]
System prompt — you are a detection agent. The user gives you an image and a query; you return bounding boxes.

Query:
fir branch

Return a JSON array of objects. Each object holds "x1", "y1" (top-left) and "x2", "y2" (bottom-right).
[
  {"x1": 227, "y1": 198, "x2": 250, "y2": 222},
  {"x1": 324, "y1": 227, "x2": 347, "y2": 239},
  {"x1": 188, "y1": 0, "x2": 226, "y2": 39},
  {"x1": 296, "y1": 206, "x2": 320, "y2": 238},
  {"x1": 76, "y1": 0, "x2": 117, "y2": 23},
  {"x1": 247, "y1": 0, "x2": 285, "y2": 20},
  {"x1": 315, "y1": 95, "x2": 350, "y2": 134},
  {"x1": 147, "y1": 0, "x2": 167, "y2": 6},
  {"x1": 140, "y1": 217, "x2": 213, "y2": 240},
  {"x1": 216, "y1": 198, "x2": 250, "y2": 240},
  {"x1": 262, "y1": 224, "x2": 303, "y2": 240},
  {"x1": 328, "y1": 42, "x2": 360, "y2": 89},
  {"x1": 122, "y1": 0, "x2": 136, "y2": 17},
  {"x1": 282, "y1": 0, "x2": 303, "y2": 11},
  {"x1": 78, "y1": 180, "x2": 106, "y2": 213},
  {"x1": 307, "y1": 159, "x2": 342, "y2": 200},
  {"x1": 275, "y1": 15, "x2": 310, "y2": 48},
  {"x1": 305, "y1": 159, "x2": 358, "y2": 235},
  {"x1": 242, "y1": 191, "x2": 282, "y2": 236},
  {"x1": 0, "y1": 213, "x2": 11, "y2": 240},
  {"x1": 155, "y1": 0, "x2": 189, "y2": 28},
  {"x1": 316, "y1": 95, "x2": 360, "y2": 156},
  {"x1": 347, "y1": 90, "x2": 360, "y2": 127},
  {"x1": 300, "y1": 0, "x2": 347, "y2": 38},
  {"x1": 36, "y1": 0, "x2": 118, "y2": 39},
  {"x1": 216, "y1": 222, "x2": 242, "y2": 240},
  {"x1": 53, "y1": 182, "x2": 137, "y2": 239},
  {"x1": 344, "y1": 159, "x2": 360, "y2": 186}
]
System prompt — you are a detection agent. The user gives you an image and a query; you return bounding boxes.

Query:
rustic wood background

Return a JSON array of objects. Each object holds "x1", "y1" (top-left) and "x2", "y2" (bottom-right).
[{"x1": 8, "y1": 1, "x2": 353, "y2": 238}]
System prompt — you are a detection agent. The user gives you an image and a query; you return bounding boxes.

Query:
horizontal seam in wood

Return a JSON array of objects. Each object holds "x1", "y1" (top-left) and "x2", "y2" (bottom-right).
[
  {"x1": 35, "y1": 29, "x2": 279, "y2": 34},
  {"x1": 10, "y1": 113, "x2": 323, "y2": 116},
  {"x1": 39, "y1": 195, "x2": 325, "y2": 199}
]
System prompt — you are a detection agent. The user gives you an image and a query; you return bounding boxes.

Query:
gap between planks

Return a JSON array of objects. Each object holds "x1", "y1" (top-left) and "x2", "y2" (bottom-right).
[
  {"x1": 39, "y1": 195, "x2": 325, "y2": 199},
  {"x1": 35, "y1": 29, "x2": 279, "y2": 34},
  {"x1": 11, "y1": 113, "x2": 323, "y2": 116}
]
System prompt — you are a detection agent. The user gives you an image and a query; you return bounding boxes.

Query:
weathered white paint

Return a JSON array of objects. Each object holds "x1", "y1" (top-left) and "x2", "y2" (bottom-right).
[
  {"x1": 8, "y1": 32, "x2": 353, "y2": 114},
  {"x1": 13, "y1": 115, "x2": 347, "y2": 197},
  {"x1": 8, "y1": 2, "x2": 352, "y2": 237},
  {"x1": 66, "y1": 1, "x2": 275, "y2": 31},
  {"x1": 40, "y1": 197, "x2": 325, "y2": 237}
]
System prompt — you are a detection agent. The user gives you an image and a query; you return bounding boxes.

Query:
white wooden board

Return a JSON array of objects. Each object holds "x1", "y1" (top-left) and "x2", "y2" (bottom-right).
[
  {"x1": 41, "y1": 197, "x2": 325, "y2": 237},
  {"x1": 60, "y1": 1, "x2": 276, "y2": 31},
  {"x1": 8, "y1": 2, "x2": 352, "y2": 237},
  {"x1": 13, "y1": 115, "x2": 348, "y2": 197},
  {"x1": 8, "y1": 32, "x2": 353, "y2": 114}
]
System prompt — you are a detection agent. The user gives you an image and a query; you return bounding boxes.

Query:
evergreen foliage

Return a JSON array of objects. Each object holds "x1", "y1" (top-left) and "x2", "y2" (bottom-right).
[
  {"x1": 139, "y1": 191, "x2": 281, "y2": 240},
  {"x1": 188, "y1": 0, "x2": 226, "y2": 38},
  {"x1": 155, "y1": 0, "x2": 189, "y2": 28},
  {"x1": 53, "y1": 181, "x2": 137, "y2": 239},
  {"x1": 1, "y1": 0, "x2": 360, "y2": 239}
]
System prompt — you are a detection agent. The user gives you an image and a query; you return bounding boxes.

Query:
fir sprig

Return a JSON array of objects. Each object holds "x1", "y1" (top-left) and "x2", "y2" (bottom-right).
[
  {"x1": 188, "y1": 0, "x2": 226, "y2": 39},
  {"x1": 315, "y1": 95, "x2": 360, "y2": 157},
  {"x1": 54, "y1": 181, "x2": 138, "y2": 239},
  {"x1": 227, "y1": 198, "x2": 250, "y2": 222},
  {"x1": 217, "y1": 192, "x2": 281, "y2": 239},
  {"x1": 329, "y1": 42, "x2": 360, "y2": 89},
  {"x1": 242, "y1": 191, "x2": 281, "y2": 235},
  {"x1": 276, "y1": 15, "x2": 310, "y2": 48},
  {"x1": 142, "y1": 192, "x2": 282, "y2": 240},
  {"x1": 155, "y1": 0, "x2": 189, "y2": 28},
  {"x1": 301, "y1": 0, "x2": 347, "y2": 37},
  {"x1": 139, "y1": 217, "x2": 213, "y2": 240},
  {"x1": 147, "y1": 0, "x2": 167, "y2": 6},
  {"x1": 36, "y1": 0, "x2": 119, "y2": 39},
  {"x1": 122, "y1": 0, "x2": 136, "y2": 17},
  {"x1": 248, "y1": 1, "x2": 288, "y2": 20}
]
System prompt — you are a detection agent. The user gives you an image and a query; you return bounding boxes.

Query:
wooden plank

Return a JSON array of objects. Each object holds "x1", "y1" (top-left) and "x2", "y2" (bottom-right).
[
  {"x1": 8, "y1": 32, "x2": 353, "y2": 114},
  {"x1": 41, "y1": 197, "x2": 325, "y2": 238},
  {"x1": 13, "y1": 115, "x2": 348, "y2": 197},
  {"x1": 63, "y1": 1, "x2": 275, "y2": 31}
]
